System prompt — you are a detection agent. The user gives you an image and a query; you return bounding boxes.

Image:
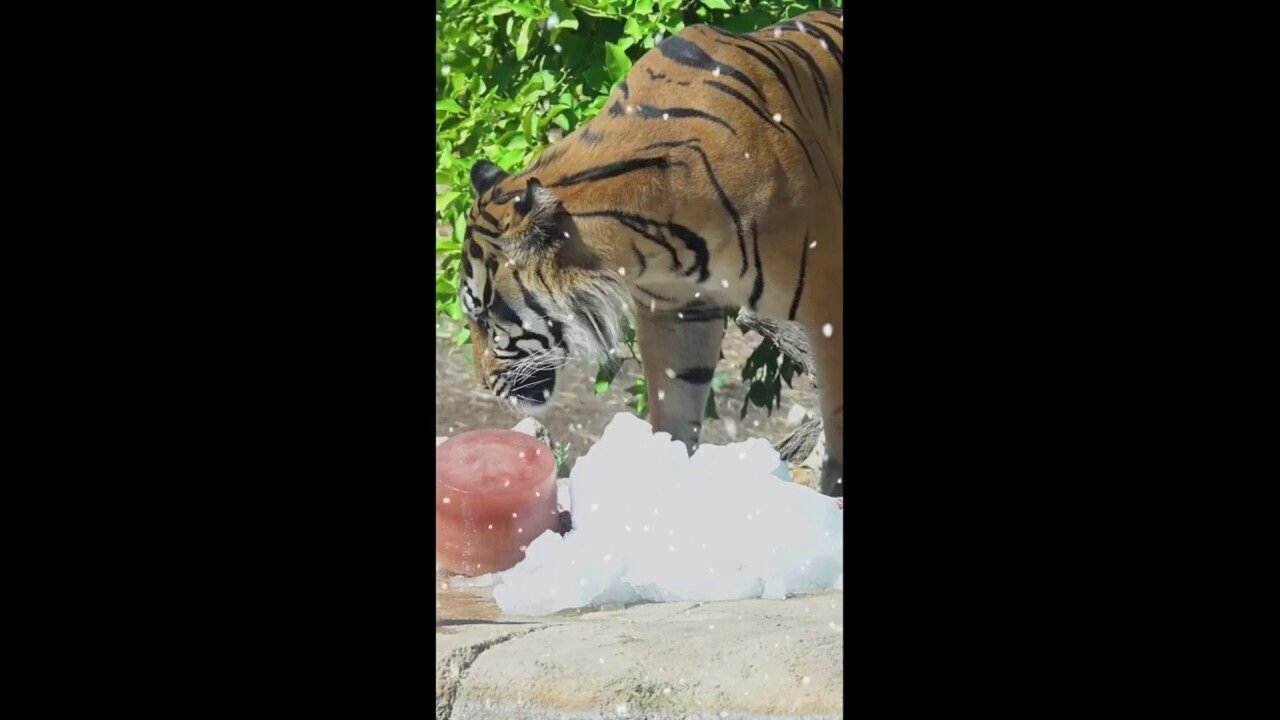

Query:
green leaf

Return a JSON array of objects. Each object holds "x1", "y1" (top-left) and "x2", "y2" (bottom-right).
[
  {"x1": 594, "y1": 363, "x2": 618, "y2": 394},
  {"x1": 700, "y1": 0, "x2": 731, "y2": 10},
  {"x1": 436, "y1": 191, "x2": 461, "y2": 214},
  {"x1": 636, "y1": 0, "x2": 653, "y2": 14},
  {"x1": 436, "y1": 98, "x2": 464, "y2": 115},
  {"x1": 453, "y1": 325, "x2": 471, "y2": 346},
  {"x1": 603, "y1": 41, "x2": 632, "y2": 83},
  {"x1": 515, "y1": 18, "x2": 533, "y2": 60},
  {"x1": 552, "y1": 114, "x2": 570, "y2": 131},
  {"x1": 624, "y1": 17, "x2": 642, "y2": 39},
  {"x1": 453, "y1": 212, "x2": 467, "y2": 243}
]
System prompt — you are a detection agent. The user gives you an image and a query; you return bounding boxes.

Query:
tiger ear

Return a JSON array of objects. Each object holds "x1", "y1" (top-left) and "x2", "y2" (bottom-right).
[
  {"x1": 513, "y1": 177, "x2": 543, "y2": 218},
  {"x1": 470, "y1": 160, "x2": 508, "y2": 195}
]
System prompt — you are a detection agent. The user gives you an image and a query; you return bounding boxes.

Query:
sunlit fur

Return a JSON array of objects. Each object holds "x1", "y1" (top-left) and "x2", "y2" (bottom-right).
[{"x1": 456, "y1": 8, "x2": 845, "y2": 495}]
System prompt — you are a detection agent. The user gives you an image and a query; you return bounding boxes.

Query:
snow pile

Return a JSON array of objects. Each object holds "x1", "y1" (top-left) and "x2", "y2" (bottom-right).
[{"x1": 492, "y1": 412, "x2": 842, "y2": 615}]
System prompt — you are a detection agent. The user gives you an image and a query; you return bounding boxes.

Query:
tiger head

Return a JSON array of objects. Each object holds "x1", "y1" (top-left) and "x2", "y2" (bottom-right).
[{"x1": 458, "y1": 159, "x2": 630, "y2": 415}]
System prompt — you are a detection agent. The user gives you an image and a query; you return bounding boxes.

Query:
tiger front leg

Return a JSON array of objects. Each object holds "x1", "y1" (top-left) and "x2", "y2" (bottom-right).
[
  {"x1": 804, "y1": 317, "x2": 844, "y2": 497},
  {"x1": 634, "y1": 308, "x2": 726, "y2": 453}
]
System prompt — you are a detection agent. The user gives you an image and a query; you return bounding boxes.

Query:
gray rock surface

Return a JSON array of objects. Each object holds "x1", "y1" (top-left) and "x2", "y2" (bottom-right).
[{"x1": 436, "y1": 586, "x2": 843, "y2": 719}]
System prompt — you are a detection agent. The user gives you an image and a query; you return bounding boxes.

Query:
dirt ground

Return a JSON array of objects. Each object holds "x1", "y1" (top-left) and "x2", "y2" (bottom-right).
[{"x1": 434, "y1": 317, "x2": 820, "y2": 470}]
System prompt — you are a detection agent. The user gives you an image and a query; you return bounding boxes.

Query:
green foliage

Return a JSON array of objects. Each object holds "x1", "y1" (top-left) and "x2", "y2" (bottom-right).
[
  {"x1": 553, "y1": 440, "x2": 572, "y2": 474},
  {"x1": 436, "y1": 0, "x2": 838, "y2": 421}
]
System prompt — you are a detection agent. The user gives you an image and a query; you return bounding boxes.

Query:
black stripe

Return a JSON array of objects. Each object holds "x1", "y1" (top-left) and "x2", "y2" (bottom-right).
[
  {"x1": 639, "y1": 138, "x2": 748, "y2": 278},
  {"x1": 749, "y1": 220, "x2": 764, "y2": 311},
  {"x1": 619, "y1": 81, "x2": 629, "y2": 99},
  {"x1": 703, "y1": 79, "x2": 779, "y2": 132},
  {"x1": 580, "y1": 128, "x2": 605, "y2": 145},
  {"x1": 480, "y1": 209, "x2": 501, "y2": 226},
  {"x1": 466, "y1": 239, "x2": 484, "y2": 259},
  {"x1": 472, "y1": 224, "x2": 500, "y2": 239},
  {"x1": 809, "y1": 132, "x2": 843, "y2": 203},
  {"x1": 549, "y1": 156, "x2": 678, "y2": 188},
  {"x1": 609, "y1": 100, "x2": 737, "y2": 136},
  {"x1": 655, "y1": 36, "x2": 768, "y2": 105},
  {"x1": 576, "y1": 210, "x2": 711, "y2": 284},
  {"x1": 700, "y1": 80, "x2": 820, "y2": 180},
  {"x1": 526, "y1": 144, "x2": 568, "y2": 174},
  {"x1": 712, "y1": 37, "x2": 809, "y2": 125},
  {"x1": 783, "y1": 23, "x2": 843, "y2": 75},
  {"x1": 632, "y1": 244, "x2": 647, "y2": 276},
  {"x1": 644, "y1": 68, "x2": 667, "y2": 80},
  {"x1": 672, "y1": 304, "x2": 724, "y2": 322},
  {"x1": 534, "y1": 264, "x2": 557, "y2": 300},
  {"x1": 675, "y1": 366, "x2": 716, "y2": 384},
  {"x1": 664, "y1": 223, "x2": 711, "y2": 283},
  {"x1": 789, "y1": 230, "x2": 810, "y2": 321},
  {"x1": 761, "y1": 36, "x2": 806, "y2": 113},
  {"x1": 812, "y1": 20, "x2": 843, "y2": 36},
  {"x1": 512, "y1": 269, "x2": 563, "y2": 350},
  {"x1": 636, "y1": 286, "x2": 679, "y2": 303},
  {"x1": 778, "y1": 120, "x2": 822, "y2": 180},
  {"x1": 774, "y1": 39, "x2": 831, "y2": 126},
  {"x1": 574, "y1": 210, "x2": 684, "y2": 273},
  {"x1": 489, "y1": 290, "x2": 522, "y2": 327}
]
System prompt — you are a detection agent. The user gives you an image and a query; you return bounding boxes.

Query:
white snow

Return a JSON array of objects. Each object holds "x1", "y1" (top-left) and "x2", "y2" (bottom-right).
[{"x1": 491, "y1": 413, "x2": 842, "y2": 615}]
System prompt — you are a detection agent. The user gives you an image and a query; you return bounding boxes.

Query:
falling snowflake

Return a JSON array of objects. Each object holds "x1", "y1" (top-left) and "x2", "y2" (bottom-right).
[
  {"x1": 720, "y1": 279, "x2": 729, "y2": 288},
  {"x1": 442, "y1": 497, "x2": 451, "y2": 504},
  {"x1": 665, "y1": 368, "x2": 676, "y2": 379},
  {"x1": 618, "y1": 267, "x2": 626, "y2": 276},
  {"x1": 822, "y1": 323, "x2": 833, "y2": 337},
  {"x1": 809, "y1": 240, "x2": 817, "y2": 248},
  {"x1": 772, "y1": 112, "x2": 782, "y2": 122}
]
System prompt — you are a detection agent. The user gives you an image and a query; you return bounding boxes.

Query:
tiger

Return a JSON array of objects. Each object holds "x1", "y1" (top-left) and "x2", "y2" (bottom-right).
[{"x1": 455, "y1": 8, "x2": 844, "y2": 496}]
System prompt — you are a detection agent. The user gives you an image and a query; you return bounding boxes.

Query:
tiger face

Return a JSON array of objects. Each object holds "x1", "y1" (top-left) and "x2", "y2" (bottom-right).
[{"x1": 459, "y1": 160, "x2": 629, "y2": 415}]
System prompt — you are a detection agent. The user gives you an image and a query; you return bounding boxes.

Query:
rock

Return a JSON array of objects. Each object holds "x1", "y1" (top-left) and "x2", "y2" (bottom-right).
[
  {"x1": 511, "y1": 417, "x2": 553, "y2": 449},
  {"x1": 436, "y1": 587, "x2": 844, "y2": 719}
]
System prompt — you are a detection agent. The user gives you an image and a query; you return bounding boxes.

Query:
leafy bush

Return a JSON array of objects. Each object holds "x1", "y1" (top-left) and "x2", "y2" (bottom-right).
[{"x1": 436, "y1": 0, "x2": 838, "y2": 418}]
